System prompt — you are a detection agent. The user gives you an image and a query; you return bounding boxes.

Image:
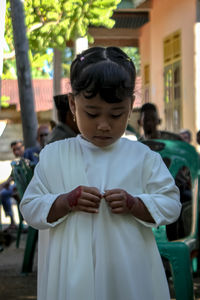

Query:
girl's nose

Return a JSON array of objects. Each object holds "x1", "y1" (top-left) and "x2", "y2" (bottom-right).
[{"x1": 97, "y1": 119, "x2": 111, "y2": 131}]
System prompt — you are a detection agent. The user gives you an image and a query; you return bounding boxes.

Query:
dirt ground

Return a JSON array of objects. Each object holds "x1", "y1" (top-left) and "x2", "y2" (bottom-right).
[
  {"x1": 0, "y1": 231, "x2": 37, "y2": 300},
  {"x1": 1, "y1": 229, "x2": 200, "y2": 300}
]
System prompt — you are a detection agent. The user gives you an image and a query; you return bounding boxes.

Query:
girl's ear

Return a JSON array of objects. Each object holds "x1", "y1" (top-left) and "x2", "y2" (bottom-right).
[{"x1": 68, "y1": 93, "x2": 76, "y2": 115}]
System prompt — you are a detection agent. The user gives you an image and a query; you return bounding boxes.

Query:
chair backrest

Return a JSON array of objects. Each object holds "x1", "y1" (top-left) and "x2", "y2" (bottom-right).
[
  {"x1": 11, "y1": 158, "x2": 35, "y2": 199},
  {"x1": 142, "y1": 139, "x2": 200, "y2": 242}
]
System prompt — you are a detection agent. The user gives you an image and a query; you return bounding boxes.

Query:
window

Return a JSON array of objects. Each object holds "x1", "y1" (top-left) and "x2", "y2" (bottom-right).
[
  {"x1": 144, "y1": 64, "x2": 150, "y2": 102},
  {"x1": 163, "y1": 31, "x2": 182, "y2": 131}
]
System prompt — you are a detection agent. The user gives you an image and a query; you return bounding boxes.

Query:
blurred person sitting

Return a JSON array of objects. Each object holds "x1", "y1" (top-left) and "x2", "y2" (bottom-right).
[
  {"x1": 0, "y1": 140, "x2": 24, "y2": 231},
  {"x1": 11, "y1": 140, "x2": 25, "y2": 158},
  {"x1": 0, "y1": 177, "x2": 17, "y2": 231},
  {"x1": 24, "y1": 125, "x2": 50, "y2": 165},
  {"x1": 179, "y1": 129, "x2": 192, "y2": 144},
  {"x1": 138, "y1": 103, "x2": 191, "y2": 240},
  {"x1": 49, "y1": 120, "x2": 57, "y2": 130},
  {"x1": 138, "y1": 103, "x2": 161, "y2": 140},
  {"x1": 196, "y1": 130, "x2": 200, "y2": 145},
  {"x1": 138, "y1": 103, "x2": 182, "y2": 141},
  {"x1": 46, "y1": 94, "x2": 79, "y2": 144}
]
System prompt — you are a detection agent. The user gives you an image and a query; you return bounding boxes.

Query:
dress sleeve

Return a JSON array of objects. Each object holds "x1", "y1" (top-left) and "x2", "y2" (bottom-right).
[
  {"x1": 20, "y1": 147, "x2": 68, "y2": 230},
  {"x1": 135, "y1": 150, "x2": 181, "y2": 227}
]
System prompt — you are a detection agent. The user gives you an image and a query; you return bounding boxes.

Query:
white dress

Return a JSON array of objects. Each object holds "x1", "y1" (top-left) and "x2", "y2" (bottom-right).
[{"x1": 20, "y1": 135, "x2": 181, "y2": 300}]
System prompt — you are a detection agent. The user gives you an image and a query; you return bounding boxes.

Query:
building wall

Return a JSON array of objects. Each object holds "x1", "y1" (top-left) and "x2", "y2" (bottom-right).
[
  {"x1": 139, "y1": 22, "x2": 151, "y2": 102},
  {"x1": 0, "y1": 122, "x2": 23, "y2": 160},
  {"x1": 140, "y1": 0, "x2": 196, "y2": 141}
]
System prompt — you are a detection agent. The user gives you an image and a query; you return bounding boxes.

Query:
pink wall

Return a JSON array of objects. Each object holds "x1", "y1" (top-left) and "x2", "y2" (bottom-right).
[{"x1": 140, "y1": 0, "x2": 197, "y2": 138}]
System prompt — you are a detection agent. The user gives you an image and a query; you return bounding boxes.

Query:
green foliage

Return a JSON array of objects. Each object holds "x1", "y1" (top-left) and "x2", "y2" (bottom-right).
[
  {"x1": 24, "y1": 0, "x2": 120, "y2": 50},
  {"x1": 122, "y1": 47, "x2": 141, "y2": 74},
  {"x1": 2, "y1": 58, "x2": 17, "y2": 79},
  {"x1": 3, "y1": 49, "x2": 53, "y2": 79},
  {"x1": 0, "y1": 96, "x2": 10, "y2": 108},
  {"x1": 4, "y1": 0, "x2": 120, "y2": 79},
  {"x1": 29, "y1": 50, "x2": 54, "y2": 78},
  {"x1": 62, "y1": 47, "x2": 74, "y2": 77},
  {"x1": 4, "y1": 2, "x2": 14, "y2": 54}
]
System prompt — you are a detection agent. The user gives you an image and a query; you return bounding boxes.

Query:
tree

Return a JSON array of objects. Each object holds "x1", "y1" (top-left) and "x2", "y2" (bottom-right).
[
  {"x1": 24, "y1": 0, "x2": 120, "y2": 50},
  {"x1": 4, "y1": 0, "x2": 120, "y2": 75},
  {"x1": 10, "y1": 0, "x2": 38, "y2": 148},
  {"x1": 25, "y1": 0, "x2": 121, "y2": 95},
  {"x1": 5, "y1": 0, "x2": 120, "y2": 146},
  {"x1": 3, "y1": 1, "x2": 53, "y2": 79}
]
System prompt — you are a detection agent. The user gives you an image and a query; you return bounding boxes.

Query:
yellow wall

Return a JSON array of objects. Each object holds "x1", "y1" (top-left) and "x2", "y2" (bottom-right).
[
  {"x1": 140, "y1": 21, "x2": 151, "y2": 89},
  {"x1": 140, "y1": 0, "x2": 197, "y2": 142}
]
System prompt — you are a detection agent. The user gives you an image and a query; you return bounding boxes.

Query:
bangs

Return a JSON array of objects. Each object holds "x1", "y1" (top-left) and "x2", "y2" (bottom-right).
[{"x1": 72, "y1": 61, "x2": 134, "y2": 103}]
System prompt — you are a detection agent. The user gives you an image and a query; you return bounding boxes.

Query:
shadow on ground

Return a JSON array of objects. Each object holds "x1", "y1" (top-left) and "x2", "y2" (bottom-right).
[
  {"x1": 0, "y1": 231, "x2": 37, "y2": 300},
  {"x1": 0, "y1": 228, "x2": 200, "y2": 300}
]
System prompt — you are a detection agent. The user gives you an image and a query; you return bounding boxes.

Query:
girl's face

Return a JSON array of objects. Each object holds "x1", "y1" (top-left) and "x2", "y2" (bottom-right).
[{"x1": 69, "y1": 93, "x2": 132, "y2": 147}]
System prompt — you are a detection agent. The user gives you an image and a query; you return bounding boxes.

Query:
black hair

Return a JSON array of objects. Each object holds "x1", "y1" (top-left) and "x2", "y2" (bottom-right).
[
  {"x1": 140, "y1": 103, "x2": 158, "y2": 113},
  {"x1": 10, "y1": 140, "x2": 23, "y2": 148},
  {"x1": 53, "y1": 94, "x2": 69, "y2": 123},
  {"x1": 70, "y1": 46, "x2": 136, "y2": 103}
]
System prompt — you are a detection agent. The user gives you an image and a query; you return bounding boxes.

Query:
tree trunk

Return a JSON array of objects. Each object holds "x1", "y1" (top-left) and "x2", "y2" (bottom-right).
[
  {"x1": 10, "y1": 0, "x2": 38, "y2": 148},
  {"x1": 53, "y1": 48, "x2": 62, "y2": 96},
  {"x1": 52, "y1": 48, "x2": 62, "y2": 122}
]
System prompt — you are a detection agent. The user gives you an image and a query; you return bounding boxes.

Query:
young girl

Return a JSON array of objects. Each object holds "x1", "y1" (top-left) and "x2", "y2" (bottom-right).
[{"x1": 20, "y1": 46, "x2": 181, "y2": 300}]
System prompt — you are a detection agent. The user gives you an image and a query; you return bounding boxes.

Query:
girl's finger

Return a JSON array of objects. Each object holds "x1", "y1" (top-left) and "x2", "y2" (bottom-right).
[
  {"x1": 78, "y1": 198, "x2": 100, "y2": 208},
  {"x1": 82, "y1": 186, "x2": 102, "y2": 198},
  {"x1": 111, "y1": 207, "x2": 124, "y2": 214},
  {"x1": 104, "y1": 189, "x2": 123, "y2": 197},
  {"x1": 81, "y1": 192, "x2": 101, "y2": 203},
  {"x1": 108, "y1": 200, "x2": 122, "y2": 208},
  {"x1": 77, "y1": 205, "x2": 99, "y2": 214},
  {"x1": 105, "y1": 193, "x2": 125, "y2": 202}
]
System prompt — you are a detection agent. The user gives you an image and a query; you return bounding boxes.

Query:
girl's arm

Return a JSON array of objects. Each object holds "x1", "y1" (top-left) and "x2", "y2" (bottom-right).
[
  {"x1": 47, "y1": 186, "x2": 101, "y2": 223},
  {"x1": 20, "y1": 143, "x2": 101, "y2": 229},
  {"x1": 104, "y1": 151, "x2": 181, "y2": 226}
]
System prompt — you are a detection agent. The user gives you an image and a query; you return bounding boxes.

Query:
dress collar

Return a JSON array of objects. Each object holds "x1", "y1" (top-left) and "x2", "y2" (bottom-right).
[{"x1": 77, "y1": 134, "x2": 120, "y2": 151}]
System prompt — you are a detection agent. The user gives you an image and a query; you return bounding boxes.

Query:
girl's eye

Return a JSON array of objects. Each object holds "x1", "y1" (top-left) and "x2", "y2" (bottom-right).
[
  {"x1": 111, "y1": 113, "x2": 122, "y2": 119},
  {"x1": 86, "y1": 112, "x2": 98, "y2": 118}
]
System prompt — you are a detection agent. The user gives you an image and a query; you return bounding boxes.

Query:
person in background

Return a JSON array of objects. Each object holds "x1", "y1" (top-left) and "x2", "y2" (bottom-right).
[
  {"x1": 49, "y1": 120, "x2": 56, "y2": 130},
  {"x1": 138, "y1": 102, "x2": 161, "y2": 140},
  {"x1": 24, "y1": 125, "x2": 50, "y2": 164},
  {"x1": 138, "y1": 103, "x2": 182, "y2": 141},
  {"x1": 46, "y1": 94, "x2": 79, "y2": 144},
  {"x1": 0, "y1": 140, "x2": 24, "y2": 231},
  {"x1": 11, "y1": 140, "x2": 25, "y2": 158},
  {"x1": 179, "y1": 129, "x2": 192, "y2": 144},
  {"x1": 196, "y1": 130, "x2": 200, "y2": 145}
]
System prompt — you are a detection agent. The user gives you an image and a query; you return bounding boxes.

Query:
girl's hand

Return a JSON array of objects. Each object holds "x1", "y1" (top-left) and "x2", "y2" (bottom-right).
[
  {"x1": 104, "y1": 189, "x2": 135, "y2": 214},
  {"x1": 66, "y1": 185, "x2": 102, "y2": 213},
  {"x1": 47, "y1": 186, "x2": 102, "y2": 223},
  {"x1": 104, "y1": 188, "x2": 155, "y2": 222}
]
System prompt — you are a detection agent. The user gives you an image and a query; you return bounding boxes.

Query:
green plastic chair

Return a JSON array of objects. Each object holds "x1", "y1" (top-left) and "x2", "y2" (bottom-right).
[
  {"x1": 11, "y1": 158, "x2": 38, "y2": 274},
  {"x1": 142, "y1": 139, "x2": 200, "y2": 300},
  {"x1": 11, "y1": 159, "x2": 34, "y2": 247}
]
